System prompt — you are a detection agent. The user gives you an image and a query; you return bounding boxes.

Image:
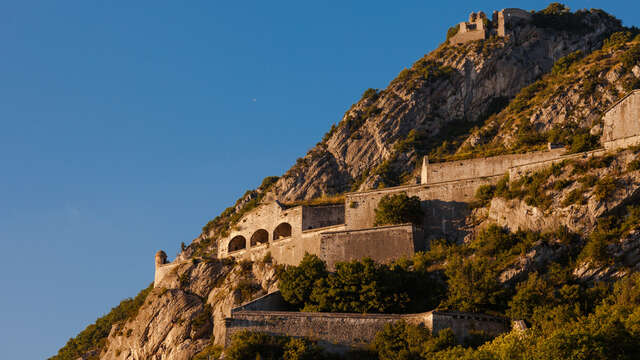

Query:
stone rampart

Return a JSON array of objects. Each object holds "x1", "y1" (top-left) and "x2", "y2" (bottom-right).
[
  {"x1": 319, "y1": 224, "x2": 423, "y2": 270},
  {"x1": 224, "y1": 292, "x2": 510, "y2": 353},
  {"x1": 508, "y1": 149, "x2": 605, "y2": 180},
  {"x1": 603, "y1": 90, "x2": 640, "y2": 150},
  {"x1": 345, "y1": 177, "x2": 499, "y2": 241},
  {"x1": 449, "y1": 30, "x2": 486, "y2": 45},
  {"x1": 422, "y1": 148, "x2": 566, "y2": 184},
  {"x1": 225, "y1": 310, "x2": 409, "y2": 351}
]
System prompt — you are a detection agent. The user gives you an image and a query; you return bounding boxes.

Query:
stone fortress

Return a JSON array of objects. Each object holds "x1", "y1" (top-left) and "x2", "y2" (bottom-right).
[
  {"x1": 448, "y1": 8, "x2": 533, "y2": 45},
  {"x1": 155, "y1": 89, "x2": 640, "y2": 350}
]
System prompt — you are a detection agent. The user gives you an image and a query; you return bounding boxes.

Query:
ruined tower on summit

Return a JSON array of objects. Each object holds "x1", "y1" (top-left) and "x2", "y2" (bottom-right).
[{"x1": 448, "y1": 8, "x2": 532, "y2": 45}]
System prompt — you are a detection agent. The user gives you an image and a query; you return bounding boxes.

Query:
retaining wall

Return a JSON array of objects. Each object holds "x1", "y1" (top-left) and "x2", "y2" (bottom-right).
[
  {"x1": 224, "y1": 306, "x2": 509, "y2": 352},
  {"x1": 345, "y1": 177, "x2": 499, "y2": 241},
  {"x1": 603, "y1": 90, "x2": 640, "y2": 150},
  {"x1": 319, "y1": 224, "x2": 423, "y2": 270},
  {"x1": 422, "y1": 148, "x2": 566, "y2": 184}
]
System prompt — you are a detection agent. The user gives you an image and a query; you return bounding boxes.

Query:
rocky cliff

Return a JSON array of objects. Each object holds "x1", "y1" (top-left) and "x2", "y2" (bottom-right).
[
  {"x1": 99, "y1": 259, "x2": 277, "y2": 360},
  {"x1": 269, "y1": 8, "x2": 621, "y2": 202}
]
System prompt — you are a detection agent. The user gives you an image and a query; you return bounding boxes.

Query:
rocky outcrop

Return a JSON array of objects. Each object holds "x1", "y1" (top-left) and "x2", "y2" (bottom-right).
[
  {"x1": 99, "y1": 259, "x2": 277, "y2": 360},
  {"x1": 269, "y1": 10, "x2": 621, "y2": 202}
]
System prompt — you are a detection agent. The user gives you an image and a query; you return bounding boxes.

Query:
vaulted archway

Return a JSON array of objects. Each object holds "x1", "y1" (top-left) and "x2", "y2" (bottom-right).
[
  {"x1": 273, "y1": 222, "x2": 292, "y2": 240},
  {"x1": 228, "y1": 235, "x2": 246, "y2": 252},
  {"x1": 250, "y1": 229, "x2": 269, "y2": 246}
]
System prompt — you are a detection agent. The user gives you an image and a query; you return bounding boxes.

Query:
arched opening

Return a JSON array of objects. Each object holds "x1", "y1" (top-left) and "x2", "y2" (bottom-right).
[
  {"x1": 228, "y1": 235, "x2": 246, "y2": 252},
  {"x1": 250, "y1": 229, "x2": 269, "y2": 247},
  {"x1": 273, "y1": 222, "x2": 292, "y2": 240}
]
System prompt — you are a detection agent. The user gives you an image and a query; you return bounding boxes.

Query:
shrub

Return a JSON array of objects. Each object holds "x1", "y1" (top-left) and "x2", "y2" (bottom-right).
[
  {"x1": 446, "y1": 24, "x2": 460, "y2": 41},
  {"x1": 552, "y1": 50, "x2": 583, "y2": 74},
  {"x1": 373, "y1": 321, "x2": 431, "y2": 360},
  {"x1": 594, "y1": 176, "x2": 616, "y2": 201},
  {"x1": 49, "y1": 284, "x2": 154, "y2": 360},
  {"x1": 568, "y1": 132, "x2": 600, "y2": 153},
  {"x1": 473, "y1": 185, "x2": 496, "y2": 208},
  {"x1": 562, "y1": 188, "x2": 585, "y2": 207},
  {"x1": 443, "y1": 256, "x2": 503, "y2": 312},
  {"x1": 627, "y1": 159, "x2": 640, "y2": 171},
  {"x1": 374, "y1": 193, "x2": 424, "y2": 226},
  {"x1": 193, "y1": 344, "x2": 223, "y2": 360},
  {"x1": 361, "y1": 88, "x2": 379, "y2": 102}
]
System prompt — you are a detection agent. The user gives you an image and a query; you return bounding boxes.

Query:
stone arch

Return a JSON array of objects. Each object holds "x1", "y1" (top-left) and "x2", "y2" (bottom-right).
[
  {"x1": 228, "y1": 235, "x2": 246, "y2": 252},
  {"x1": 250, "y1": 229, "x2": 269, "y2": 247},
  {"x1": 273, "y1": 222, "x2": 292, "y2": 240}
]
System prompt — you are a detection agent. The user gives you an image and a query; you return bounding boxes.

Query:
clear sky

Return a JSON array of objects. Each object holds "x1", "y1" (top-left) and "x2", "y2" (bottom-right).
[{"x1": 1, "y1": 1, "x2": 638, "y2": 359}]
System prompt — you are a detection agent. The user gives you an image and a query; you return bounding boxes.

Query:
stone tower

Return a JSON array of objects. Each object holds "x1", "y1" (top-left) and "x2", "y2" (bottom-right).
[{"x1": 155, "y1": 250, "x2": 167, "y2": 267}]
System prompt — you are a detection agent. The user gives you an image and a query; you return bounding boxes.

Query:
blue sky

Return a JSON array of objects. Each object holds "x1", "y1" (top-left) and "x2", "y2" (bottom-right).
[{"x1": 1, "y1": 1, "x2": 638, "y2": 359}]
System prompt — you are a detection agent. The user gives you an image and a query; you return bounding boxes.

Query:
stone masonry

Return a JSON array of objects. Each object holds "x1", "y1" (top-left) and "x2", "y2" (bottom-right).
[
  {"x1": 223, "y1": 292, "x2": 510, "y2": 352},
  {"x1": 449, "y1": 8, "x2": 533, "y2": 45}
]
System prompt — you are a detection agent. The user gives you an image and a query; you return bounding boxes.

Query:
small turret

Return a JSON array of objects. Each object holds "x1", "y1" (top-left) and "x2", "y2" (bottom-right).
[{"x1": 155, "y1": 250, "x2": 167, "y2": 268}]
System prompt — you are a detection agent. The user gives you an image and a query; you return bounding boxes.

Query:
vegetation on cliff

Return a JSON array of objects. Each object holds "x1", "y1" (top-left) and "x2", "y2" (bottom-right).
[{"x1": 49, "y1": 283, "x2": 153, "y2": 360}]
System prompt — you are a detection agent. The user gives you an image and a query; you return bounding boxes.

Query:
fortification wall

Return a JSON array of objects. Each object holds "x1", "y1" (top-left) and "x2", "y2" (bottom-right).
[
  {"x1": 509, "y1": 149, "x2": 605, "y2": 180},
  {"x1": 345, "y1": 177, "x2": 499, "y2": 240},
  {"x1": 449, "y1": 29, "x2": 486, "y2": 45},
  {"x1": 154, "y1": 262, "x2": 181, "y2": 288},
  {"x1": 423, "y1": 148, "x2": 566, "y2": 184},
  {"x1": 302, "y1": 204, "x2": 345, "y2": 230},
  {"x1": 224, "y1": 307, "x2": 509, "y2": 352},
  {"x1": 319, "y1": 224, "x2": 422, "y2": 270},
  {"x1": 225, "y1": 311, "x2": 408, "y2": 351},
  {"x1": 603, "y1": 90, "x2": 640, "y2": 150},
  {"x1": 429, "y1": 311, "x2": 510, "y2": 340}
]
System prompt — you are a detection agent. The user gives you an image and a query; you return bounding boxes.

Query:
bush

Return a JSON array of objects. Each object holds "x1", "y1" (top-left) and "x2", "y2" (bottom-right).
[
  {"x1": 552, "y1": 50, "x2": 584, "y2": 75},
  {"x1": 443, "y1": 256, "x2": 503, "y2": 312},
  {"x1": 562, "y1": 188, "x2": 585, "y2": 207},
  {"x1": 373, "y1": 321, "x2": 431, "y2": 360},
  {"x1": 374, "y1": 193, "x2": 424, "y2": 226},
  {"x1": 225, "y1": 331, "x2": 324, "y2": 360},
  {"x1": 49, "y1": 284, "x2": 154, "y2": 360},
  {"x1": 627, "y1": 159, "x2": 640, "y2": 171},
  {"x1": 594, "y1": 176, "x2": 616, "y2": 201},
  {"x1": 568, "y1": 132, "x2": 600, "y2": 153},
  {"x1": 446, "y1": 24, "x2": 460, "y2": 41},
  {"x1": 473, "y1": 185, "x2": 496, "y2": 208}
]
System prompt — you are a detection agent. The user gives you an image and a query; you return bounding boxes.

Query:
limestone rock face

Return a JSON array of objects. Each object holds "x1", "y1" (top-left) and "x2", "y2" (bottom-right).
[
  {"x1": 98, "y1": 260, "x2": 277, "y2": 360},
  {"x1": 268, "y1": 11, "x2": 620, "y2": 202}
]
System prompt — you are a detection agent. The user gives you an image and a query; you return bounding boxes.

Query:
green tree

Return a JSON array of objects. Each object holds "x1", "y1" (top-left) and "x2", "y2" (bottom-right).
[
  {"x1": 443, "y1": 257, "x2": 503, "y2": 312},
  {"x1": 507, "y1": 272, "x2": 555, "y2": 322},
  {"x1": 277, "y1": 253, "x2": 328, "y2": 309},
  {"x1": 374, "y1": 193, "x2": 424, "y2": 226}
]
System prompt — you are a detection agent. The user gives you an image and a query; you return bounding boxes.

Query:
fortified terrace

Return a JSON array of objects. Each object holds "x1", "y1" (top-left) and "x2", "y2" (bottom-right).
[
  {"x1": 448, "y1": 8, "x2": 533, "y2": 45},
  {"x1": 154, "y1": 89, "x2": 640, "y2": 351}
]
